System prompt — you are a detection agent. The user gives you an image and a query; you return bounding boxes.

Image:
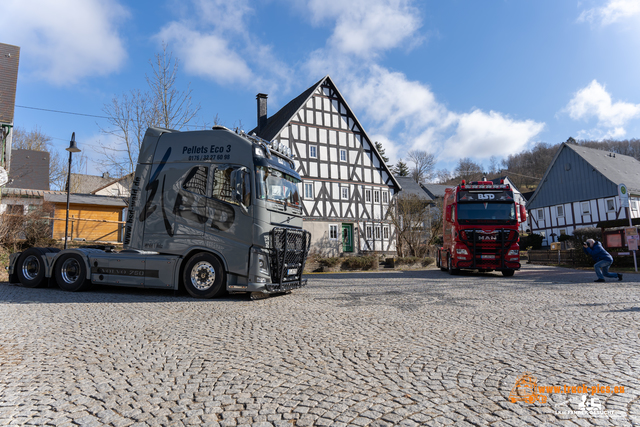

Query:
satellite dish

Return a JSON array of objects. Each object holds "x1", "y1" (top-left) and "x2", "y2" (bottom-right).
[{"x1": 0, "y1": 167, "x2": 7, "y2": 187}]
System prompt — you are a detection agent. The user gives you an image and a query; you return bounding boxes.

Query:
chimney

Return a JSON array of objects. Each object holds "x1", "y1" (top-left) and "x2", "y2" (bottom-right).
[{"x1": 257, "y1": 93, "x2": 268, "y2": 134}]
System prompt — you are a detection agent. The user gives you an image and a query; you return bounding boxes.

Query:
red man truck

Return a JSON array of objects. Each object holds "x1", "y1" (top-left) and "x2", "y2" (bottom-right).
[{"x1": 436, "y1": 180, "x2": 527, "y2": 276}]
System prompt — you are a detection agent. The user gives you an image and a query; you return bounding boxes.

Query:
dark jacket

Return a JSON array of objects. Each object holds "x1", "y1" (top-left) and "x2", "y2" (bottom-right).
[{"x1": 583, "y1": 241, "x2": 613, "y2": 263}]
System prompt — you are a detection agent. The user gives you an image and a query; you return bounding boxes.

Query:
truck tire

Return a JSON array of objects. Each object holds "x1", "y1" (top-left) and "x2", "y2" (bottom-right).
[
  {"x1": 54, "y1": 253, "x2": 92, "y2": 292},
  {"x1": 183, "y1": 252, "x2": 226, "y2": 299},
  {"x1": 439, "y1": 252, "x2": 447, "y2": 271},
  {"x1": 502, "y1": 269, "x2": 515, "y2": 277},
  {"x1": 16, "y1": 248, "x2": 46, "y2": 288},
  {"x1": 447, "y1": 254, "x2": 458, "y2": 275}
]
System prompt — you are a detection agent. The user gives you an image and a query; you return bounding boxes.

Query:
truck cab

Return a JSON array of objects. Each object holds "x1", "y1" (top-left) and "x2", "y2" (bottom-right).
[
  {"x1": 437, "y1": 180, "x2": 527, "y2": 276},
  {"x1": 9, "y1": 127, "x2": 311, "y2": 299}
]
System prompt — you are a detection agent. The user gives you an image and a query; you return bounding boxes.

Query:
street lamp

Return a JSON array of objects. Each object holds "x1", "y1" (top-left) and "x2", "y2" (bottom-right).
[{"x1": 64, "y1": 132, "x2": 81, "y2": 249}]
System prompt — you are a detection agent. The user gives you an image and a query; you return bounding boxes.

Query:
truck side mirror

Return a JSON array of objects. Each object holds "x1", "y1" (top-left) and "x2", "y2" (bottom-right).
[
  {"x1": 519, "y1": 204, "x2": 527, "y2": 222},
  {"x1": 445, "y1": 205, "x2": 452, "y2": 222}
]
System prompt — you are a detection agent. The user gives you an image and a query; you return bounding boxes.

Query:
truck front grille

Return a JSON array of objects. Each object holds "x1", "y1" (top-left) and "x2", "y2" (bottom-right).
[{"x1": 268, "y1": 227, "x2": 311, "y2": 292}]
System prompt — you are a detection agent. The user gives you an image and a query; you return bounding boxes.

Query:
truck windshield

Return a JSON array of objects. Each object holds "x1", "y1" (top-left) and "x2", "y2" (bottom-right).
[
  {"x1": 256, "y1": 166, "x2": 301, "y2": 207},
  {"x1": 457, "y1": 202, "x2": 515, "y2": 223}
]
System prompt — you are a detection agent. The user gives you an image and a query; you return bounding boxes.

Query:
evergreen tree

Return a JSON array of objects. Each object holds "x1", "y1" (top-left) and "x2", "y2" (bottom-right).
[
  {"x1": 394, "y1": 159, "x2": 410, "y2": 177},
  {"x1": 374, "y1": 141, "x2": 390, "y2": 164}
]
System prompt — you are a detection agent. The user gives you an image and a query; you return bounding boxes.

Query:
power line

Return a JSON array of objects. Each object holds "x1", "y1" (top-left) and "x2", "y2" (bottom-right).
[
  {"x1": 500, "y1": 170, "x2": 542, "y2": 180},
  {"x1": 16, "y1": 105, "x2": 109, "y2": 119}
]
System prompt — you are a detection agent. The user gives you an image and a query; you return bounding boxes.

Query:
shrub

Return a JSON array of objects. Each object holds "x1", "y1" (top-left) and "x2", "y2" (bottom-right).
[
  {"x1": 342, "y1": 256, "x2": 378, "y2": 270},
  {"x1": 572, "y1": 227, "x2": 602, "y2": 244},
  {"x1": 421, "y1": 257, "x2": 435, "y2": 267},
  {"x1": 317, "y1": 257, "x2": 341, "y2": 267},
  {"x1": 395, "y1": 256, "x2": 421, "y2": 266}
]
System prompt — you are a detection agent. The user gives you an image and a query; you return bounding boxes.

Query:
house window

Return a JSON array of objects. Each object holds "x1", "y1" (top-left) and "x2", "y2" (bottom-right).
[
  {"x1": 304, "y1": 182, "x2": 313, "y2": 199},
  {"x1": 382, "y1": 192, "x2": 389, "y2": 204},
  {"x1": 383, "y1": 226, "x2": 389, "y2": 239},
  {"x1": 111, "y1": 188, "x2": 120, "y2": 196},
  {"x1": 537, "y1": 209, "x2": 544, "y2": 220},
  {"x1": 375, "y1": 226, "x2": 381, "y2": 239},
  {"x1": 632, "y1": 198, "x2": 639, "y2": 213},
  {"x1": 374, "y1": 190, "x2": 380, "y2": 203},
  {"x1": 340, "y1": 149, "x2": 347, "y2": 162},
  {"x1": 329, "y1": 224, "x2": 338, "y2": 240},
  {"x1": 309, "y1": 145, "x2": 317, "y2": 158},
  {"x1": 559, "y1": 229, "x2": 567, "y2": 236},
  {"x1": 606, "y1": 199, "x2": 615, "y2": 212},
  {"x1": 341, "y1": 187, "x2": 349, "y2": 200},
  {"x1": 556, "y1": 205, "x2": 564, "y2": 217},
  {"x1": 581, "y1": 201, "x2": 591, "y2": 215},
  {"x1": 365, "y1": 189, "x2": 371, "y2": 203},
  {"x1": 366, "y1": 225, "x2": 372, "y2": 239}
]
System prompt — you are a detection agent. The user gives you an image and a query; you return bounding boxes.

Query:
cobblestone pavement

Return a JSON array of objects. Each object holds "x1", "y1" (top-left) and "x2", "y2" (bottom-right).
[{"x1": 1, "y1": 264, "x2": 639, "y2": 427}]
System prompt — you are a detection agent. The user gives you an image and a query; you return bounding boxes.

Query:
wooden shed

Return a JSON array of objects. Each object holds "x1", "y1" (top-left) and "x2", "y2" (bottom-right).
[{"x1": 45, "y1": 193, "x2": 127, "y2": 243}]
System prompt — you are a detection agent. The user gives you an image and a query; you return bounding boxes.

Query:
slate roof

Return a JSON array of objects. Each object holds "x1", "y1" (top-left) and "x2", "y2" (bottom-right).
[
  {"x1": 567, "y1": 144, "x2": 640, "y2": 193},
  {"x1": 249, "y1": 75, "x2": 401, "y2": 191},
  {"x1": 90, "y1": 172, "x2": 134, "y2": 194},
  {"x1": 395, "y1": 176, "x2": 433, "y2": 201},
  {"x1": 421, "y1": 184, "x2": 451, "y2": 199},
  {"x1": 6, "y1": 149, "x2": 49, "y2": 190},
  {"x1": 0, "y1": 43, "x2": 20, "y2": 125}
]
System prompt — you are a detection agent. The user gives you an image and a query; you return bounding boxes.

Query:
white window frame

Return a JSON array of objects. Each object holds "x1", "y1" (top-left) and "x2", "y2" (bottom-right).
[
  {"x1": 556, "y1": 205, "x2": 564, "y2": 218},
  {"x1": 537, "y1": 209, "x2": 544, "y2": 221},
  {"x1": 581, "y1": 201, "x2": 591, "y2": 215},
  {"x1": 382, "y1": 191, "x2": 389, "y2": 204},
  {"x1": 341, "y1": 187, "x2": 349, "y2": 200},
  {"x1": 329, "y1": 224, "x2": 338, "y2": 240},
  {"x1": 383, "y1": 226, "x2": 389, "y2": 239},
  {"x1": 374, "y1": 190, "x2": 380, "y2": 203},
  {"x1": 605, "y1": 198, "x2": 615, "y2": 212},
  {"x1": 339, "y1": 149, "x2": 347, "y2": 162},
  {"x1": 309, "y1": 145, "x2": 317, "y2": 159},
  {"x1": 374, "y1": 225, "x2": 381, "y2": 239},
  {"x1": 366, "y1": 225, "x2": 372, "y2": 239},
  {"x1": 304, "y1": 182, "x2": 313, "y2": 199},
  {"x1": 365, "y1": 189, "x2": 371, "y2": 203}
]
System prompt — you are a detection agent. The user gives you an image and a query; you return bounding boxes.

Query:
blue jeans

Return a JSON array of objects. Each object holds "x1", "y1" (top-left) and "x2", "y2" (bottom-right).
[{"x1": 594, "y1": 259, "x2": 618, "y2": 280}]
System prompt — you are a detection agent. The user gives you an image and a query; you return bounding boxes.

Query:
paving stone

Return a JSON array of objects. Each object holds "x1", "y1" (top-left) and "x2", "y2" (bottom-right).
[{"x1": 0, "y1": 265, "x2": 637, "y2": 426}]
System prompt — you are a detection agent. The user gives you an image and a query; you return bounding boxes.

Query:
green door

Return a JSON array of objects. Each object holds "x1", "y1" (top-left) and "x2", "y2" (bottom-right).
[{"x1": 342, "y1": 223, "x2": 354, "y2": 252}]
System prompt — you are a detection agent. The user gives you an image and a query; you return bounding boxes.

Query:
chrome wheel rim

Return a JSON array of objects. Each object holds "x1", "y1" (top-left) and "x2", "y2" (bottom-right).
[
  {"x1": 21, "y1": 255, "x2": 41, "y2": 280},
  {"x1": 61, "y1": 258, "x2": 81, "y2": 284},
  {"x1": 190, "y1": 261, "x2": 216, "y2": 291}
]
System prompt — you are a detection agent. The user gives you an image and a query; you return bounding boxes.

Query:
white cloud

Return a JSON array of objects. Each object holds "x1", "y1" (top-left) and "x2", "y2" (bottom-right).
[
  {"x1": 565, "y1": 80, "x2": 640, "y2": 132},
  {"x1": 578, "y1": 0, "x2": 640, "y2": 26},
  {"x1": 305, "y1": 0, "x2": 422, "y2": 57},
  {"x1": 157, "y1": 23, "x2": 253, "y2": 84},
  {"x1": 0, "y1": 0, "x2": 128, "y2": 85},
  {"x1": 444, "y1": 110, "x2": 545, "y2": 160},
  {"x1": 156, "y1": 0, "x2": 292, "y2": 93}
]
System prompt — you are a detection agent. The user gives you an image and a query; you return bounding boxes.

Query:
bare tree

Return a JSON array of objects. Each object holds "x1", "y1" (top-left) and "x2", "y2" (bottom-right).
[
  {"x1": 147, "y1": 43, "x2": 200, "y2": 130},
  {"x1": 12, "y1": 126, "x2": 67, "y2": 190},
  {"x1": 455, "y1": 157, "x2": 483, "y2": 182},
  {"x1": 99, "y1": 43, "x2": 201, "y2": 176},
  {"x1": 407, "y1": 149, "x2": 436, "y2": 183},
  {"x1": 387, "y1": 194, "x2": 430, "y2": 257}
]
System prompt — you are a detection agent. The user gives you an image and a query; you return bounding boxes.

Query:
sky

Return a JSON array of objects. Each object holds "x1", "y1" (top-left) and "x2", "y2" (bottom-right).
[{"x1": 2, "y1": 0, "x2": 640, "y2": 178}]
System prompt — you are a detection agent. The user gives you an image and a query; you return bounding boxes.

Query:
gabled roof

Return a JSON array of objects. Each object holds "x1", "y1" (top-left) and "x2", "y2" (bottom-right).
[
  {"x1": 526, "y1": 142, "x2": 640, "y2": 209},
  {"x1": 90, "y1": 172, "x2": 134, "y2": 194},
  {"x1": 250, "y1": 75, "x2": 401, "y2": 191},
  {"x1": 395, "y1": 176, "x2": 433, "y2": 201},
  {"x1": 421, "y1": 184, "x2": 451, "y2": 199},
  {"x1": 70, "y1": 173, "x2": 115, "y2": 194},
  {"x1": 45, "y1": 193, "x2": 127, "y2": 207}
]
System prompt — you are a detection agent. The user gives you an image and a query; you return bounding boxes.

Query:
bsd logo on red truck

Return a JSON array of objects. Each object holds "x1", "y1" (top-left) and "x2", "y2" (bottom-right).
[{"x1": 478, "y1": 193, "x2": 495, "y2": 200}]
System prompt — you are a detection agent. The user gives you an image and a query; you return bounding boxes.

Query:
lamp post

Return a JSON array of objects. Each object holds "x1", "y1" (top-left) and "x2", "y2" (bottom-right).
[{"x1": 64, "y1": 132, "x2": 81, "y2": 249}]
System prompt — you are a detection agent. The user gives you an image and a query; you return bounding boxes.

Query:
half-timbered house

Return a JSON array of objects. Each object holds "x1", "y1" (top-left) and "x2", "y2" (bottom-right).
[
  {"x1": 250, "y1": 76, "x2": 401, "y2": 255},
  {"x1": 526, "y1": 142, "x2": 640, "y2": 246}
]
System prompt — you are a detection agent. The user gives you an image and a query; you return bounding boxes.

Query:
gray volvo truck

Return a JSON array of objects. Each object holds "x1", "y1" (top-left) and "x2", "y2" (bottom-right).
[{"x1": 8, "y1": 127, "x2": 311, "y2": 299}]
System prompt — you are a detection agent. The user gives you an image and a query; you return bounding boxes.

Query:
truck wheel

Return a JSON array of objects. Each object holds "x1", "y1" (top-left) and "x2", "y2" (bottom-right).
[
  {"x1": 447, "y1": 254, "x2": 458, "y2": 275},
  {"x1": 54, "y1": 254, "x2": 91, "y2": 292},
  {"x1": 502, "y1": 269, "x2": 515, "y2": 277},
  {"x1": 183, "y1": 252, "x2": 226, "y2": 299},
  {"x1": 16, "y1": 248, "x2": 46, "y2": 288}
]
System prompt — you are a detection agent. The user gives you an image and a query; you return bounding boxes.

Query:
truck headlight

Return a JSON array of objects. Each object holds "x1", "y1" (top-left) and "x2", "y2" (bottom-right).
[
  {"x1": 456, "y1": 248, "x2": 468, "y2": 255},
  {"x1": 508, "y1": 250, "x2": 519, "y2": 256},
  {"x1": 258, "y1": 254, "x2": 270, "y2": 274}
]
